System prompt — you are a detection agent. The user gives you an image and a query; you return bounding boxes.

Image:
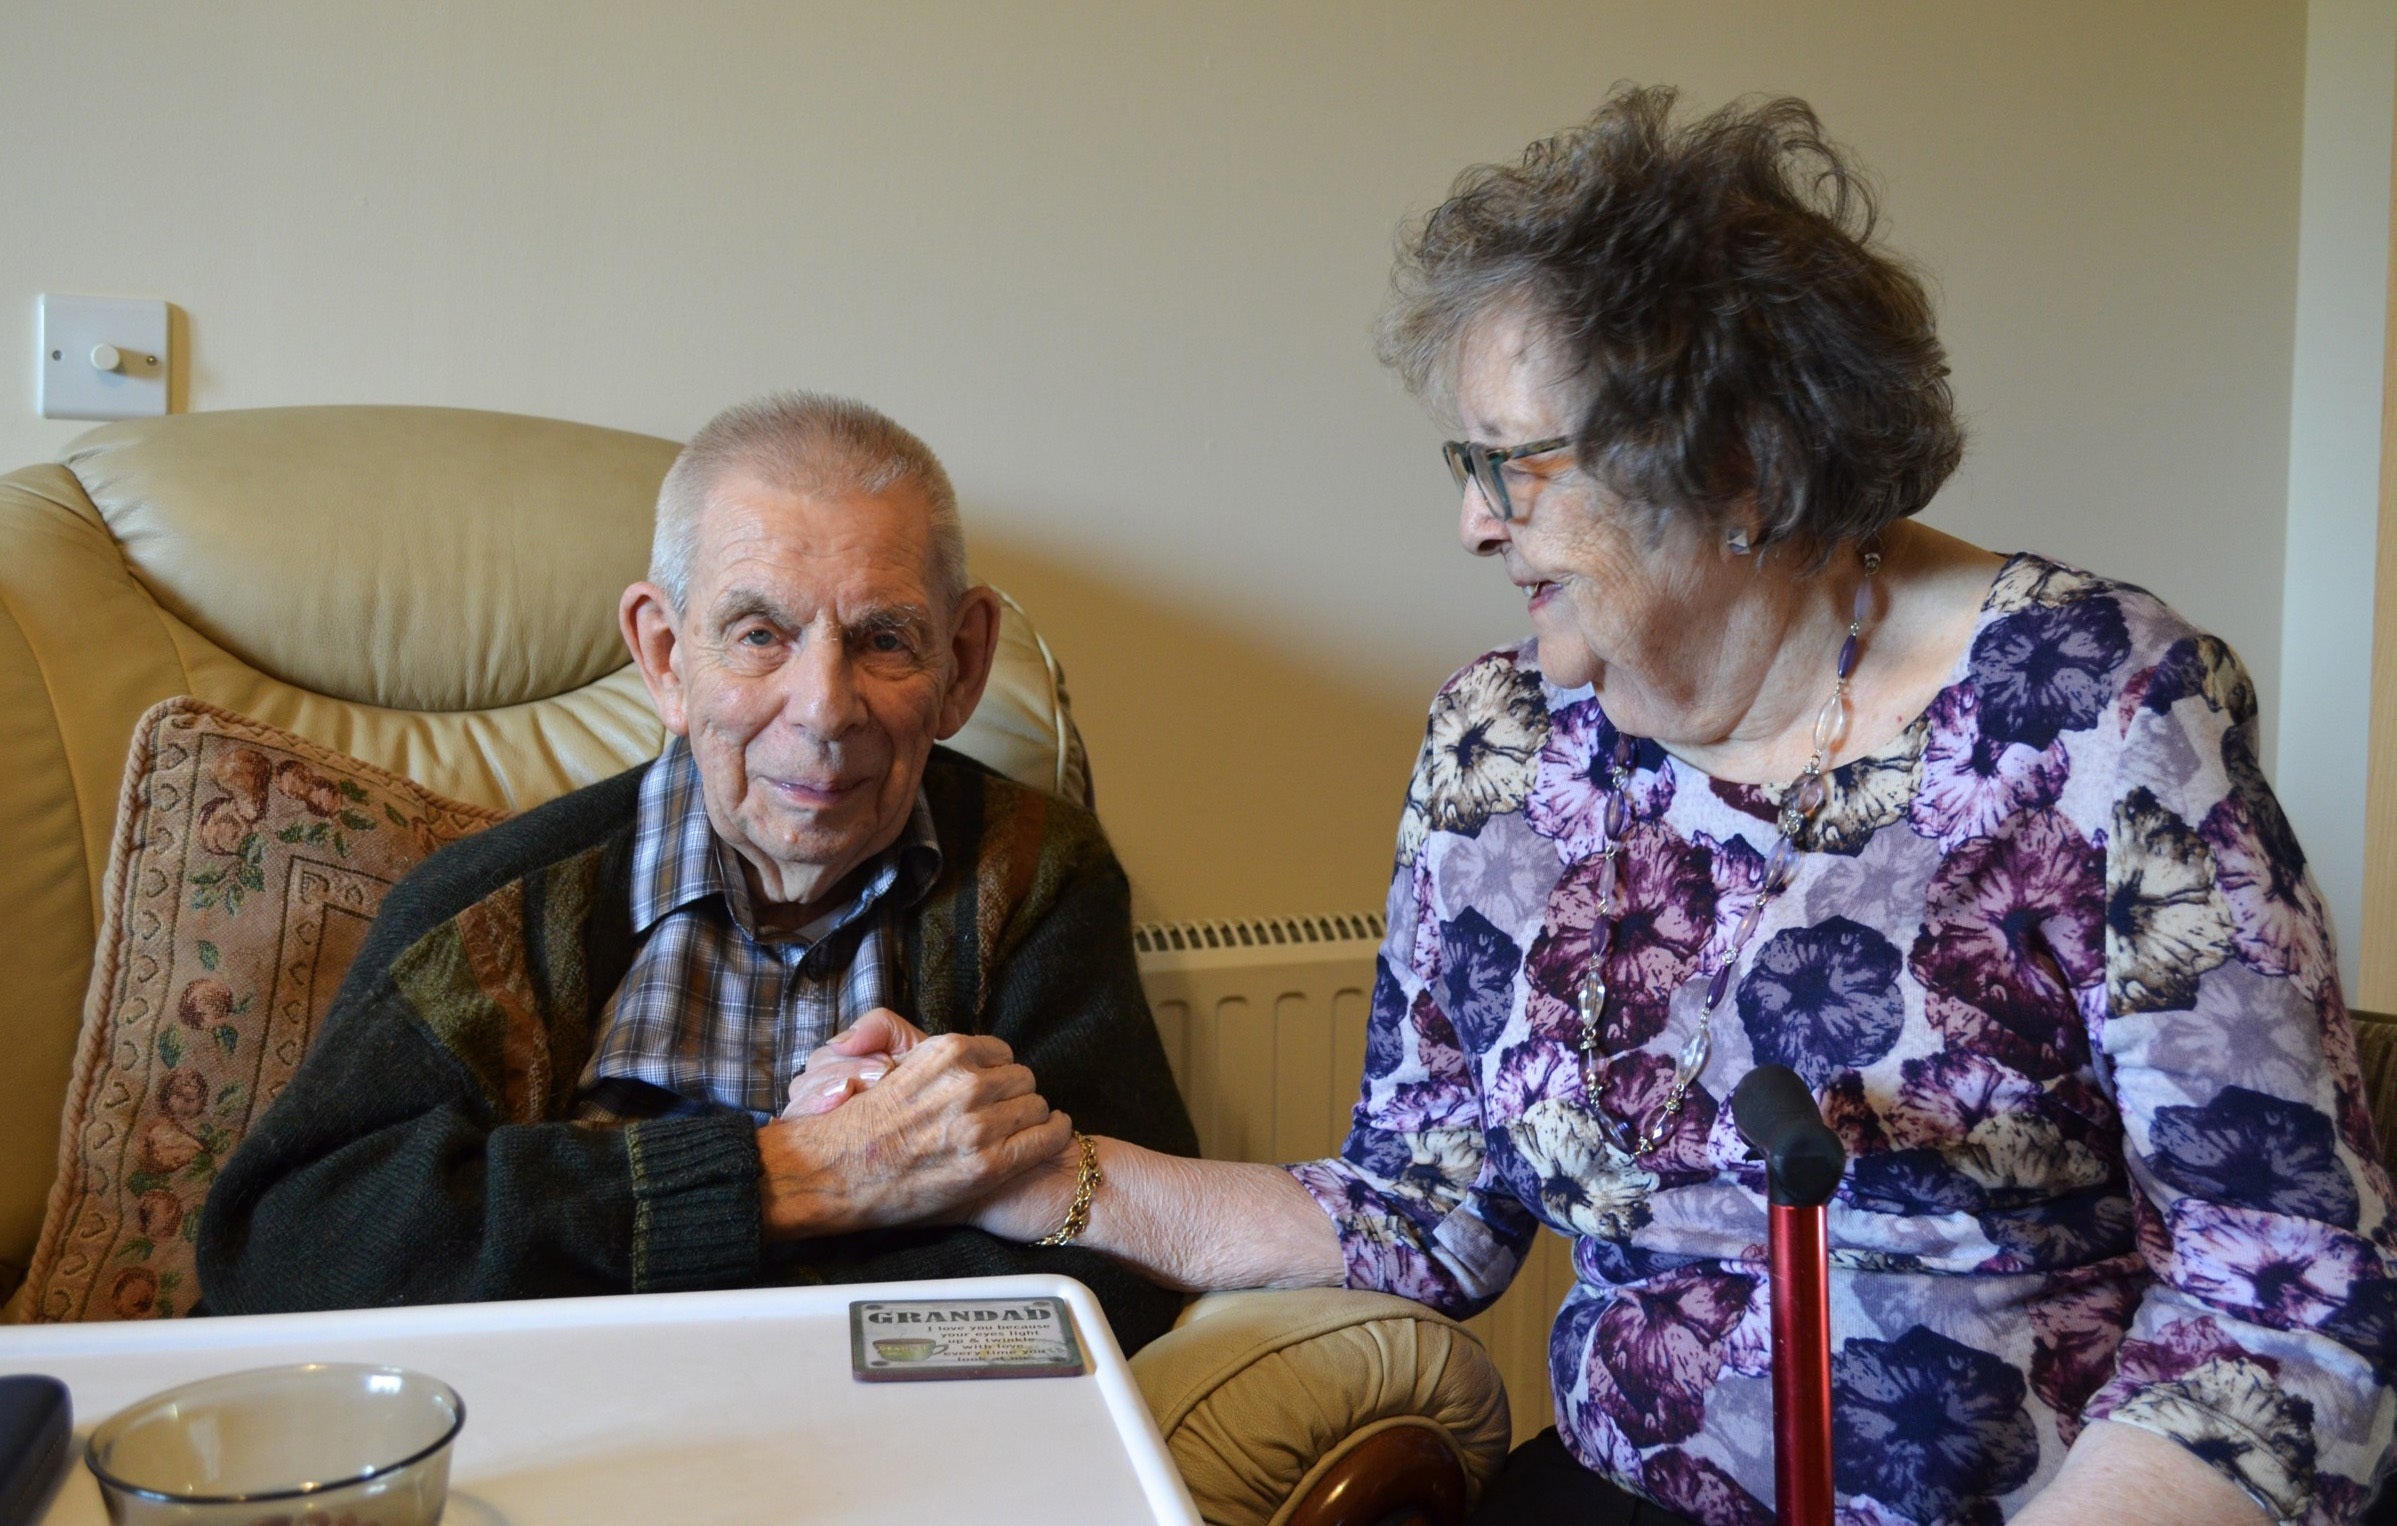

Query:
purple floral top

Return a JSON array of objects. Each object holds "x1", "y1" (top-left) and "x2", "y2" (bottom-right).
[{"x1": 1290, "y1": 555, "x2": 2396, "y2": 1525}]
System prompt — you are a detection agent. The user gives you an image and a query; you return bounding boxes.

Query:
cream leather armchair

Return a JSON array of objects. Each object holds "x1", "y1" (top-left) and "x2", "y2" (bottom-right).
[{"x1": 0, "y1": 406, "x2": 1507, "y2": 1526}]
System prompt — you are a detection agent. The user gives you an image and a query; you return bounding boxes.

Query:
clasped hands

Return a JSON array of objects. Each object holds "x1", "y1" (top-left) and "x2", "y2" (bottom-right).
[{"x1": 752, "y1": 1008, "x2": 1081, "y2": 1243}]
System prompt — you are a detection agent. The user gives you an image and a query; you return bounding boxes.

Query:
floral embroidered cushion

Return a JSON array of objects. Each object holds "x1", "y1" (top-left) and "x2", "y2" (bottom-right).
[{"x1": 2, "y1": 698, "x2": 507, "y2": 1322}]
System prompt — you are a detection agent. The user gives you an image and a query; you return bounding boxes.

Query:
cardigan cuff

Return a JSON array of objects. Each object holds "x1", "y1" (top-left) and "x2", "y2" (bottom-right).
[{"x1": 624, "y1": 1113, "x2": 763, "y2": 1293}]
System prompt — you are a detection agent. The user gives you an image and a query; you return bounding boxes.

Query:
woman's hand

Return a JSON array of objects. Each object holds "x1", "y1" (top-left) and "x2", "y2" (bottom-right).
[
  {"x1": 780, "y1": 1007, "x2": 931, "y2": 1117},
  {"x1": 962, "y1": 1133, "x2": 1083, "y2": 1241}
]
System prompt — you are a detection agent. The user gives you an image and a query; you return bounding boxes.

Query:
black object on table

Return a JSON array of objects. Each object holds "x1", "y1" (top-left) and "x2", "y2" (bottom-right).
[{"x1": 0, "y1": 1375, "x2": 70, "y2": 1526}]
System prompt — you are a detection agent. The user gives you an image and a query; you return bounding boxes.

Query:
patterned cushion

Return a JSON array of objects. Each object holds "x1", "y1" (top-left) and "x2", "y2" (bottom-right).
[{"x1": 1, "y1": 698, "x2": 505, "y2": 1322}]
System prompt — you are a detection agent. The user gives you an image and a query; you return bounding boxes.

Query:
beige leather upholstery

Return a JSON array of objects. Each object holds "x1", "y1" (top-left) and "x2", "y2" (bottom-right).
[
  {"x1": 1130, "y1": 1289, "x2": 1513, "y2": 1526},
  {"x1": 63, "y1": 407, "x2": 670, "y2": 714},
  {"x1": 0, "y1": 405, "x2": 1084, "y2": 1289}
]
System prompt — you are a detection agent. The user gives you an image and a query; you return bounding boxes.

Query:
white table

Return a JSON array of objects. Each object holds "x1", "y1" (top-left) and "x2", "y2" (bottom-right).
[{"x1": 1, "y1": 1274, "x2": 1200, "y2": 1525}]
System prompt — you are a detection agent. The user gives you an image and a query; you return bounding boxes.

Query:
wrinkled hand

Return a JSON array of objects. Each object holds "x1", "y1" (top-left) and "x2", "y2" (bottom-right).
[
  {"x1": 962, "y1": 1133, "x2": 1086, "y2": 1243},
  {"x1": 781, "y1": 1008, "x2": 930, "y2": 1118},
  {"x1": 755, "y1": 1029, "x2": 1072, "y2": 1240}
]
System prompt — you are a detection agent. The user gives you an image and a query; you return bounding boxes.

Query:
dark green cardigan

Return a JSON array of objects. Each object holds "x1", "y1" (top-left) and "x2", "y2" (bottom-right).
[{"x1": 197, "y1": 749, "x2": 1200, "y2": 1353}]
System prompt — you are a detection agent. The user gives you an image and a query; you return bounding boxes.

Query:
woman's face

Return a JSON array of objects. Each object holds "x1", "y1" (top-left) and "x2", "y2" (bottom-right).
[{"x1": 1452, "y1": 312, "x2": 1724, "y2": 709}]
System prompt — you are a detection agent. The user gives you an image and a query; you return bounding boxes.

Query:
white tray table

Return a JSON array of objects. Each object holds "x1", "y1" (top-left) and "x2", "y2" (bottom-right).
[{"x1": 0, "y1": 1273, "x2": 1199, "y2": 1524}]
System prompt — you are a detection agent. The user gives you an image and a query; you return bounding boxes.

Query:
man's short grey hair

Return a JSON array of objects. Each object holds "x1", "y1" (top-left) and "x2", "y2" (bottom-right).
[{"x1": 651, "y1": 391, "x2": 969, "y2": 612}]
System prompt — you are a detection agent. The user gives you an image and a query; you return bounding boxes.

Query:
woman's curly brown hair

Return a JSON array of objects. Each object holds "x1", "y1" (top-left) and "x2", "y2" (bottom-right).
[{"x1": 1380, "y1": 86, "x2": 1964, "y2": 558}]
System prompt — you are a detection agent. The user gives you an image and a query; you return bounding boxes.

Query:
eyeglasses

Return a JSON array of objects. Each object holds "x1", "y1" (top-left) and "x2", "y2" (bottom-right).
[{"x1": 1442, "y1": 435, "x2": 1573, "y2": 522}]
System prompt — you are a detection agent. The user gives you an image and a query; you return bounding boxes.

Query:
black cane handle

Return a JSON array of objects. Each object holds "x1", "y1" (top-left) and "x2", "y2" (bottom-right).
[{"x1": 1732, "y1": 1064, "x2": 1846, "y2": 1208}]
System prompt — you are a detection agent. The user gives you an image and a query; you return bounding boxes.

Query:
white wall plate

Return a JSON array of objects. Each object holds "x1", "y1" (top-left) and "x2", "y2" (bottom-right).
[{"x1": 38, "y1": 294, "x2": 169, "y2": 420}]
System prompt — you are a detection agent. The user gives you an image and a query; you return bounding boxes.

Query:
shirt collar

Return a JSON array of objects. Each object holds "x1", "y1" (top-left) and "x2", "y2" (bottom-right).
[{"x1": 629, "y1": 737, "x2": 943, "y2": 943}]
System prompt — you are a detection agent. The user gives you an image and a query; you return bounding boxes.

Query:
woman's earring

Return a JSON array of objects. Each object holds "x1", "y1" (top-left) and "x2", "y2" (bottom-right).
[{"x1": 1727, "y1": 527, "x2": 1753, "y2": 555}]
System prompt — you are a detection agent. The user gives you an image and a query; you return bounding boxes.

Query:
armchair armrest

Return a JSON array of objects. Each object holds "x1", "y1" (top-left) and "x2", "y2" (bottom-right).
[{"x1": 1130, "y1": 1288, "x2": 1513, "y2": 1526}]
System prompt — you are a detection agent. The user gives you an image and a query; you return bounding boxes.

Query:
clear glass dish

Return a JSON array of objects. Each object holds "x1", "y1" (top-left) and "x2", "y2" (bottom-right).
[{"x1": 85, "y1": 1362, "x2": 463, "y2": 1525}]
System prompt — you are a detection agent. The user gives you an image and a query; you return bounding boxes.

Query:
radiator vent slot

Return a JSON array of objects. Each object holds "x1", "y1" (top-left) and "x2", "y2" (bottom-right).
[{"x1": 1132, "y1": 911, "x2": 1385, "y2": 956}]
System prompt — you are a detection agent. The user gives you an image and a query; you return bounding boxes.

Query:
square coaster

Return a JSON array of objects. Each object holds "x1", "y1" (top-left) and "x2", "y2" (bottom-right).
[{"x1": 849, "y1": 1296, "x2": 1089, "y2": 1381}]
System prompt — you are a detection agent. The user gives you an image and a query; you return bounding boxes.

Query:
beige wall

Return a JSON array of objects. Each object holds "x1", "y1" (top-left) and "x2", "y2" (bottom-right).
[{"x1": 2, "y1": 1, "x2": 2312, "y2": 925}]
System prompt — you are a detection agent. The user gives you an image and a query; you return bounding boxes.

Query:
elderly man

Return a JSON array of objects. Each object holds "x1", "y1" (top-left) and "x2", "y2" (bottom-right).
[{"x1": 199, "y1": 394, "x2": 1199, "y2": 1350}]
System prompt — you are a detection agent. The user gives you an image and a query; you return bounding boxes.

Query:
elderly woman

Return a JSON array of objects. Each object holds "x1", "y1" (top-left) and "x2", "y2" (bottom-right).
[{"x1": 831, "y1": 89, "x2": 2397, "y2": 1524}]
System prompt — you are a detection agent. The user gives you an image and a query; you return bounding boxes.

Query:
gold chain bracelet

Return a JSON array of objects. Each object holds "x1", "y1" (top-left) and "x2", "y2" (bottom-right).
[{"x1": 1033, "y1": 1132, "x2": 1102, "y2": 1247}]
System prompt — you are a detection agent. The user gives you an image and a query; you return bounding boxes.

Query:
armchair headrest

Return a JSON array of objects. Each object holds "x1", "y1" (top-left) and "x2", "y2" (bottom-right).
[{"x1": 65, "y1": 405, "x2": 672, "y2": 713}]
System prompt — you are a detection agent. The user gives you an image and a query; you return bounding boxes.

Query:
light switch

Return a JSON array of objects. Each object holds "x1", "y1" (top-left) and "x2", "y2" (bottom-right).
[{"x1": 39, "y1": 295, "x2": 169, "y2": 420}]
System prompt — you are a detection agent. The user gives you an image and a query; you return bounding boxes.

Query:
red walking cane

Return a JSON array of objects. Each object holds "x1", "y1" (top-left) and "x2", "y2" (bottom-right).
[{"x1": 1731, "y1": 1063, "x2": 1848, "y2": 1526}]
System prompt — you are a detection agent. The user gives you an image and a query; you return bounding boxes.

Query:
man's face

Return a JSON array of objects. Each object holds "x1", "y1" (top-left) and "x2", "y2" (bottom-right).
[{"x1": 623, "y1": 472, "x2": 997, "y2": 914}]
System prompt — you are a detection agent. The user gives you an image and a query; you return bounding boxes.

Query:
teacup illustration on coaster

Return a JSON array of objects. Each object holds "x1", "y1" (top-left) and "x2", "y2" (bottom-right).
[{"x1": 873, "y1": 1338, "x2": 943, "y2": 1362}]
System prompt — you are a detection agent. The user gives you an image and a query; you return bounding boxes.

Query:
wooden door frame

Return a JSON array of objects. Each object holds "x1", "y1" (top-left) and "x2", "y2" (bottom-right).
[{"x1": 2361, "y1": 58, "x2": 2397, "y2": 1009}]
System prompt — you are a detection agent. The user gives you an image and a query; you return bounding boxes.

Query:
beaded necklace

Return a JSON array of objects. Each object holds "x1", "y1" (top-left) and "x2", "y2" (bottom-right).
[{"x1": 1580, "y1": 549, "x2": 1882, "y2": 1157}]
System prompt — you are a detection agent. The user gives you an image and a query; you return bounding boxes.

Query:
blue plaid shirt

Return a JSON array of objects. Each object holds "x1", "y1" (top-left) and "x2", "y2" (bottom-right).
[{"x1": 575, "y1": 737, "x2": 942, "y2": 1123}]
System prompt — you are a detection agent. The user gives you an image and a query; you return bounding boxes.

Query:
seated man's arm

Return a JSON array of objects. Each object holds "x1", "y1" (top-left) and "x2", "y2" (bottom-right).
[
  {"x1": 197, "y1": 974, "x2": 762, "y2": 1312},
  {"x1": 202, "y1": 981, "x2": 1075, "y2": 1313}
]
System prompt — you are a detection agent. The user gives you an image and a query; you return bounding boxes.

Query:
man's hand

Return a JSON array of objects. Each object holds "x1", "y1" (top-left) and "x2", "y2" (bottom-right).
[
  {"x1": 781, "y1": 1008, "x2": 929, "y2": 1118},
  {"x1": 755, "y1": 1030, "x2": 1072, "y2": 1240}
]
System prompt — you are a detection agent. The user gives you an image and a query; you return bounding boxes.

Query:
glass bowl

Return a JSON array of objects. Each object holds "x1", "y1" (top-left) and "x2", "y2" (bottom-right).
[{"x1": 85, "y1": 1363, "x2": 463, "y2": 1526}]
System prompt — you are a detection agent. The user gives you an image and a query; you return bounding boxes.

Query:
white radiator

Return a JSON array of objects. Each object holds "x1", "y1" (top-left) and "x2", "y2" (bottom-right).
[{"x1": 1135, "y1": 914, "x2": 1574, "y2": 1446}]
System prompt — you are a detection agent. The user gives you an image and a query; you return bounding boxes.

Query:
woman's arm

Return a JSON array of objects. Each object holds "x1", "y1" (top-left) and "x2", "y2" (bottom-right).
[
  {"x1": 968, "y1": 1136, "x2": 1347, "y2": 1292},
  {"x1": 797, "y1": 1012, "x2": 1345, "y2": 1291},
  {"x1": 2011, "y1": 1422, "x2": 2265, "y2": 1526},
  {"x1": 762, "y1": 1025, "x2": 1331, "y2": 1346},
  {"x1": 2061, "y1": 625, "x2": 2396, "y2": 1521}
]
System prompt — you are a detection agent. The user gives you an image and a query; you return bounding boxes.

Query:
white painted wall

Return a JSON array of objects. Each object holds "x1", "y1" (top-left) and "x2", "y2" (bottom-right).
[
  {"x1": 0, "y1": 1, "x2": 2317, "y2": 923},
  {"x1": 2281, "y1": 0, "x2": 2395, "y2": 998}
]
